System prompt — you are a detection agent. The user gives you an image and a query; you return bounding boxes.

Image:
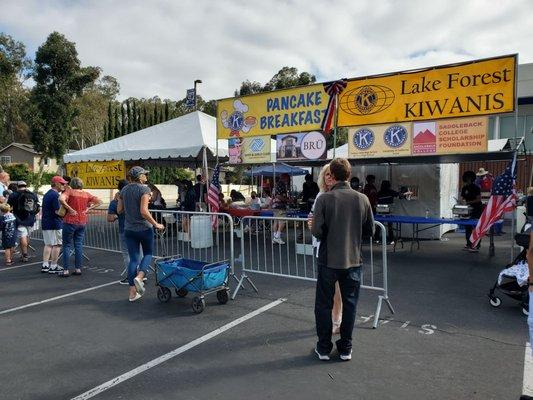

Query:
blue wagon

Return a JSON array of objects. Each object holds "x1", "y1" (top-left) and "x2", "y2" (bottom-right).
[{"x1": 154, "y1": 256, "x2": 230, "y2": 313}]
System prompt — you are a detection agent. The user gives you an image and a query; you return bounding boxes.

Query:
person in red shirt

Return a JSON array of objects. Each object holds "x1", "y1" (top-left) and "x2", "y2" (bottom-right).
[{"x1": 59, "y1": 177, "x2": 102, "y2": 277}]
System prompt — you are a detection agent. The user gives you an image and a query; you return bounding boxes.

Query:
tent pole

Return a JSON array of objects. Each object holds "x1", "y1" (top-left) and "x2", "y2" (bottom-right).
[
  {"x1": 203, "y1": 146, "x2": 208, "y2": 212},
  {"x1": 332, "y1": 93, "x2": 339, "y2": 158}
]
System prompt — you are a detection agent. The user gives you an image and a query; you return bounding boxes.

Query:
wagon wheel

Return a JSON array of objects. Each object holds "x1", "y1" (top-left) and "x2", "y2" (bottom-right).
[
  {"x1": 216, "y1": 289, "x2": 229, "y2": 305},
  {"x1": 157, "y1": 287, "x2": 172, "y2": 303},
  {"x1": 175, "y1": 288, "x2": 188, "y2": 298},
  {"x1": 192, "y1": 297, "x2": 205, "y2": 314},
  {"x1": 489, "y1": 296, "x2": 501, "y2": 307}
]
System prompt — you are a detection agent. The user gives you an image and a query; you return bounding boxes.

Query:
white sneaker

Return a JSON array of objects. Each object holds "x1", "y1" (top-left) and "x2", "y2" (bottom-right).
[
  {"x1": 314, "y1": 348, "x2": 330, "y2": 361},
  {"x1": 272, "y1": 237, "x2": 285, "y2": 245},
  {"x1": 129, "y1": 293, "x2": 143, "y2": 302},
  {"x1": 134, "y1": 277, "x2": 145, "y2": 295},
  {"x1": 119, "y1": 277, "x2": 129, "y2": 285},
  {"x1": 41, "y1": 265, "x2": 50, "y2": 273},
  {"x1": 339, "y1": 350, "x2": 352, "y2": 361},
  {"x1": 48, "y1": 265, "x2": 63, "y2": 274}
]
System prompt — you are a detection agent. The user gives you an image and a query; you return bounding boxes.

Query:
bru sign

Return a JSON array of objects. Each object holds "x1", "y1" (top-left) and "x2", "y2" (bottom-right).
[
  {"x1": 65, "y1": 160, "x2": 125, "y2": 189},
  {"x1": 338, "y1": 55, "x2": 516, "y2": 126}
]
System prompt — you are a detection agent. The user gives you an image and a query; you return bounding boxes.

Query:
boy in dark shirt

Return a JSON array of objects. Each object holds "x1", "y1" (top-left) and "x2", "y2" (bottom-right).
[
  {"x1": 461, "y1": 171, "x2": 483, "y2": 252},
  {"x1": 0, "y1": 203, "x2": 17, "y2": 265}
]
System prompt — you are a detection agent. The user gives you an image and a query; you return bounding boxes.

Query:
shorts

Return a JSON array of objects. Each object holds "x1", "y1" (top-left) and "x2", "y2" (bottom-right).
[
  {"x1": 17, "y1": 226, "x2": 33, "y2": 238},
  {"x1": 43, "y1": 229, "x2": 62, "y2": 246},
  {"x1": 273, "y1": 209, "x2": 287, "y2": 218}
]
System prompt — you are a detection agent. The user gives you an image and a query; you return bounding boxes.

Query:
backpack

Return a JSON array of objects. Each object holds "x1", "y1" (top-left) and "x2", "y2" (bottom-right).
[{"x1": 18, "y1": 191, "x2": 39, "y2": 214}]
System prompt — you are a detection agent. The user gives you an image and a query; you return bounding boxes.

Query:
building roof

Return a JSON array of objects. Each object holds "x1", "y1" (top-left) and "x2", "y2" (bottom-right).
[{"x1": 0, "y1": 142, "x2": 40, "y2": 155}]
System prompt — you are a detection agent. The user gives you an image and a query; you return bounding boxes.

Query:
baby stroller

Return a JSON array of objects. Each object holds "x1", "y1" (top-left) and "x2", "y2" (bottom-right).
[{"x1": 488, "y1": 225, "x2": 530, "y2": 316}]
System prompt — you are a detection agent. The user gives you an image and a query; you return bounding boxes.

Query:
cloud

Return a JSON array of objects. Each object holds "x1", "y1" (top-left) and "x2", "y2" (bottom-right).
[{"x1": 1, "y1": 0, "x2": 532, "y2": 101}]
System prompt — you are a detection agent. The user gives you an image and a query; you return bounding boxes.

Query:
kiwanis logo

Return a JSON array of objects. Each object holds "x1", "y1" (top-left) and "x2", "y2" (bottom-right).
[
  {"x1": 249, "y1": 138, "x2": 265, "y2": 152},
  {"x1": 340, "y1": 85, "x2": 395, "y2": 116},
  {"x1": 353, "y1": 128, "x2": 375, "y2": 150},
  {"x1": 383, "y1": 125, "x2": 408, "y2": 148}
]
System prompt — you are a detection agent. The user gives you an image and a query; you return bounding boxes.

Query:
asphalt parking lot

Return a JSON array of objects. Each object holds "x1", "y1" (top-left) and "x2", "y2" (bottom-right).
[{"x1": 0, "y1": 232, "x2": 530, "y2": 400}]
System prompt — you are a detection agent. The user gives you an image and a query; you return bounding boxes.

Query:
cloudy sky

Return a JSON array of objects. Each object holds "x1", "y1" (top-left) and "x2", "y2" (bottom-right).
[{"x1": 1, "y1": 0, "x2": 532, "y2": 101}]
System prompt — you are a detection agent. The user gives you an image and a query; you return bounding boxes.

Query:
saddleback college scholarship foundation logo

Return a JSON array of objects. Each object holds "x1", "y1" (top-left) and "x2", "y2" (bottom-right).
[
  {"x1": 353, "y1": 128, "x2": 375, "y2": 150},
  {"x1": 383, "y1": 125, "x2": 408, "y2": 148}
]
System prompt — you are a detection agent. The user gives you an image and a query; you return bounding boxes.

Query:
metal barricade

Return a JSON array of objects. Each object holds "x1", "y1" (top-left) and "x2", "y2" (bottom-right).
[
  {"x1": 30, "y1": 209, "x2": 235, "y2": 277},
  {"x1": 233, "y1": 216, "x2": 394, "y2": 328}
]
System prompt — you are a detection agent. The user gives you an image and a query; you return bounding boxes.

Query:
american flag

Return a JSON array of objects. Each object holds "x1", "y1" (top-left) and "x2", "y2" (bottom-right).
[
  {"x1": 469, "y1": 153, "x2": 517, "y2": 247},
  {"x1": 207, "y1": 164, "x2": 221, "y2": 227},
  {"x1": 321, "y1": 79, "x2": 348, "y2": 134}
]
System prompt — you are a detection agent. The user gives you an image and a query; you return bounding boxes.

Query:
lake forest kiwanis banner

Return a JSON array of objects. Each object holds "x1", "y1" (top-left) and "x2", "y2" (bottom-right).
[
  {"x1": 65, "y1": 160, "x2": 126, "y2": 189},
  {"x1": 228, "y1": 135, "x2": 271, "y2": 164},
  {"x1": 338, "y1": 55, "x2": 515, "y2": 126},
  {"x1": 217, "y1": 84, "x2": 328, "y2": 139}
]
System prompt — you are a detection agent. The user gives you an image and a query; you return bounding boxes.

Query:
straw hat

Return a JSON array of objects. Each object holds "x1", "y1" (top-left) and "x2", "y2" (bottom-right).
[{"x1": 476, "y1": 168, "x2": 489, "y2": 176}]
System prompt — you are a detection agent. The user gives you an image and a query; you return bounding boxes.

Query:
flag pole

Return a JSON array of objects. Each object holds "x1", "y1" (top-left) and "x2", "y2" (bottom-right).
[{"x1": 332, "y1": 93, "x2": 339, "y2": 158}]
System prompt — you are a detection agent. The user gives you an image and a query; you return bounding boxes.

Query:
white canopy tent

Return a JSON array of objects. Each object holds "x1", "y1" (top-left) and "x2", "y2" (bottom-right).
[{"x1": 63, "y1": 111, "x2": 227, "y2": 165}]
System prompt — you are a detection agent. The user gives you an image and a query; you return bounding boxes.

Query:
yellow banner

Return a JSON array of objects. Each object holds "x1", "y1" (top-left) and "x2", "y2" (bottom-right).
[
  {"x1": 347, "y1": 116, "x2": 488, "y2": 159},
  {"x1": 228, "y1": 136, "x2": 271, "y2": 164},
  {"x1": 338, "y1": 55, "x2": 515, "y2": 126},
  {"x1": 217, "y1": 84, "x2": 328, "y2": 138},
  {"x1": 65, "y1": 160, "x2": 126, "y2": 189},
  {"x1": 348, "y1": 123, "x2": 412, "y2": 159}
]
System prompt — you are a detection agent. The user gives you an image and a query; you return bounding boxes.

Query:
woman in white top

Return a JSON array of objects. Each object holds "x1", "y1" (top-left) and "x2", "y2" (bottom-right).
[{"x1": 309, "y1": 164, "x2": 343, "y2": 334}]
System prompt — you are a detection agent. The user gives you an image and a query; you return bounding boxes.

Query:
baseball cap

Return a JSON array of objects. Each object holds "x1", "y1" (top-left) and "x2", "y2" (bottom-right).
[
  {"x1": 128, "y1": 166, "x2": 150, "y2": 178},
  {"x1": 51, "y1": 175, "x2": 68, "y2": 185},
  {"x1": 17, "y1": 181, "x2": 27, "y2": 187}
]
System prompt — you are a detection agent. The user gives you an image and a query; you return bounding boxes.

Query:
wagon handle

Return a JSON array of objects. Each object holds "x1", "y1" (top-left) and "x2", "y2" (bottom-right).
[{"x1": 201, "y1": 259, "x2": 230, "y2": 271}]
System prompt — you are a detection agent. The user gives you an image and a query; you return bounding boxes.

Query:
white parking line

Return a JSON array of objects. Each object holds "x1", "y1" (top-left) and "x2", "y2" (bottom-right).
[
  {"x1": 0, "y1": 280, "x2": 121, "y2": 315},
  {"x1": 71, "y1": 298, "x2": 287, "y2": 400},
  {"x1": 0, "y1": 261, "x2": 42, "y2": 271},
  {"x1": 524, "y1": 342, "x2": 533, "y2": 396}
]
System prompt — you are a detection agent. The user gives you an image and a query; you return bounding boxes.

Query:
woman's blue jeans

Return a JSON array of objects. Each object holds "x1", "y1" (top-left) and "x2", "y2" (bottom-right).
[
  {"x1": 62, "y1": 223, "x2": 86, "y2": 271},
  {"x1": 124, "y1": 228, "x2": 154, "y2": 286}
]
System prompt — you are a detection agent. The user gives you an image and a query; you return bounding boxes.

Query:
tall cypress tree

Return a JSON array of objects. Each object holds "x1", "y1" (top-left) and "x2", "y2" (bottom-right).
[
  {"x1": 140, "y1": 105, "x2": 146, "y2": 129},
  {"x1": 103, "y1": 122, "x2": 109, "y2": 142},
  {"x1": 164, "y1": 102, "x2": 169, "y2": 121},
  {"x1": 154, "y1": 103, "x2": 159, "y2": 125},
  {"x1": 113, "y1": 108, "x2": 120, "y2": 138},
  {"x1": 127, "y1": 100, "x2": 133, "y2": 133},
  {"x1": 121, "y1": 103, "x2": 127, "y2": 136},
  {"x1": 107, "y1": 101, "x2": 113, "y2": 140},
  {"x1": 149, "y1": 105, "x2": 154, "y2": 127},
  {"x1": 132, "y1": 101, "x2": 139, "y2": 131}
]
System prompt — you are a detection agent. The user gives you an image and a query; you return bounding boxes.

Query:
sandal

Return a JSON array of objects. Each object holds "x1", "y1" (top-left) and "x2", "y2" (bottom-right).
[
  {"x1": 73, "y1": 269, "x2": 82, "y2": 276},
  {"x1": 5, "y1": 260, "x2": 13, "y2": 266},
  {"x1": 59, "y1": 271, "x2": 70, "y2": 277}
]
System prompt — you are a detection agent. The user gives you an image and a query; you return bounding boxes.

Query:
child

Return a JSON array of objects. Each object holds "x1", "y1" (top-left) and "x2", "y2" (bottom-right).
[{"x1": 0, "y1": 203, "x2": 17, "y2": 265}]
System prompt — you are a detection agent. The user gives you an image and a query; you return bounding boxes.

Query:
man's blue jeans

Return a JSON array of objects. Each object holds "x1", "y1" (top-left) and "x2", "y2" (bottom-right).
[
  {"x1": 124, "y1": 228, "x2": 153, "y2": 286},
  {"x1": 315, "y1": 264, "x2": 361, "y2": 355},
  {"x1": 62, "y1": 223, "x2": 86, "y2": 271}
]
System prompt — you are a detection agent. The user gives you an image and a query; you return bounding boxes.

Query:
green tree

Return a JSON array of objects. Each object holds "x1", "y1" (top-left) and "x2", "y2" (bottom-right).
[
  {"x1": 133, "y1": 101, "x2": 139, "y2": 131},
  {"x1": 107, "y1": 101, "x2": 114, "y2": 138},
  {"x1": 0, "y1": 33, "x2": 32, "y2": 147},
  {"x1": 164, "y1": 101, "x2": 169, "y2": 122},
  {"x1": 121, "y1": 103, "x2": 127, "y2": 135},
  {"x1": 29, "y1": 31, "x2": 99, "y2": 187},
  {"x1": 114, "y1": 107, "x2": 120, "y2": 138},
  {"x1": 127, "y1": 99, "x2": 133, "y2": 133},
  {"x1": 71, "y1": 74, "x2": 120, "y2": 148}
]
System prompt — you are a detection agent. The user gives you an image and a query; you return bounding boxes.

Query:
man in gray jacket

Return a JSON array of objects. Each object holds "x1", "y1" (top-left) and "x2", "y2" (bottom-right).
[{"x1": 311, "y1": 158, "x2": 374, "y2": 361}]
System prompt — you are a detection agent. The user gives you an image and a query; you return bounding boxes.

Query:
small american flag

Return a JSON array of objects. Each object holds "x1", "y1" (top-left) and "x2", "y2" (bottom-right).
[
  {"x1": 469, "y1": 154, "x2": 517, "y2": 247},
  {"x1": 321, "y1": 79, "x2": 348, "y2": 134},
  {"x1": 207, "y1": 164, "x2": 221, "y2": 226}
]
